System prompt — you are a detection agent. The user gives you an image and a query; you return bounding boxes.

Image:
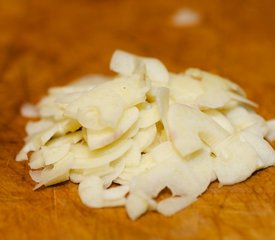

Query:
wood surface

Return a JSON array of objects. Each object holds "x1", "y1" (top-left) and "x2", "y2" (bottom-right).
[{"x1": 0, "y1": 0, "x2": 275, "y2": 239}]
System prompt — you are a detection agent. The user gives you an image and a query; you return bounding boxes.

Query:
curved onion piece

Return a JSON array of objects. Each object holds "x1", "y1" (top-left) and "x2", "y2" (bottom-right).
[
  {"x1": 196, "y1": 90, "x2": 231, "y2": 109},
  {"x1": 133, "y1": 125, "x2": 157, "y2": 152},
  {"x1": 110, "y1": 50, "x2": 140, "y2": 76},
  {"x1": 71, "y1": 139, "x2": 132, "y2": 169},
  {"x1": 229, "y1": 93, "x2": 257, "y2": 108},
  {"x1": 34, "y1": 153, "x2": 74, "y2": 189},
  {"x1": 47, "y1": 131, "x2": 82, "y2": 147},
  {"x1": 169, "y1": 74, "x2": 203, "y2": 105},
  {"x1": 26, "y1": 120, "x2": 54, "y2": 136},
  {"x1": 29, "y1": 170, "x2": 42, "y2": 183},
  {"x1": 79, "y1": 176, "x2": 129, "y2": 208},
  {"x1": 185, "y1": 68, "x2": 246, "y2": 97},
  {"x1": 138, "y1": 103, "x2": 160, "y2": 129},
  {"x1": 101, "y1": 157, "x2": 126, "y2": 188},
  {"x1": 30, "y1": 132, "x2": 82, "y2": 168},
  {"x1": 116, "y1": 153, "x2": 156, "y2": 185},
  {"x1": 86, "y1": 107, "x2": 139, "y2": 150},
  {"x1": 204, "y1": 109, "x2": 234, "y2": 134},
  {"x1": 150, "y1": 142, "x2": 215, "y2": 195},
  {"x1": 70, "y1": 165, "x2": 113, "y2": 184},
  {"x1": 126, "y1": 193, "x2": 156, "y2": 220},
  {"x1": 16, "y1": 119, "x2": 80, "y2": 161},
  {"x1": 123, "y1": 142, "x2": 141, "y2": 167},
  {"x1": 213, "y1": 134, "x2": 258, "y2": 185},
  {"x1": 65, "y1": 87, "x2": 125, "y2": 129},
  {"x1": 168, "y1": 104, "x2": 228, "y2": 157},
  {"x1": 225, "y1": 106, "x2": 268, "y2": 137},
  {"x1": 185, "y1": 68, "x2": 256, "y2": 108},
  {"x1": 241, "y1": 131, "x2": 275, "y2": 168},
  {"x1": 143, "y1": 58, "x2": 169, "y2": 86},
  {"x1": 41, "y1": 143, "x2": 71, "y2": 165},
  {"x1": 157, "y1": 196, "x2": 196, "y2": 216},
  {"x1": 102, "y1": 76, "x2": 147, "y2": 108},
  {"x1": 29, "y1": 150, "x2": 45, "y2": 169},
  {"x1": 110, "y1": 49, "x2": 169, "y2": 86}
]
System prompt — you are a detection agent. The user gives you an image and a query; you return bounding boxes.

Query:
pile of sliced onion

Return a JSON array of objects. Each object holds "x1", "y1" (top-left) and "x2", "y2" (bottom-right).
[{"x1": 17, "y1": 50, "x2": 275, "y2": 220}]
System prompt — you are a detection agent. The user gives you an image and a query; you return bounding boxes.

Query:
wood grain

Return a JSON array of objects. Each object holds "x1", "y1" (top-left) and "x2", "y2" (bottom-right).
[{"x1": 0, "y1": 0, "x2": 275, "y2": 239}]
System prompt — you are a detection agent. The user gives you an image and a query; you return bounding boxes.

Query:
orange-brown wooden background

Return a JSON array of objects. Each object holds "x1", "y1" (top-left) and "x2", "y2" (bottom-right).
[{"x1": 0, "y1": 0, "x2": 275, "y2": 239}]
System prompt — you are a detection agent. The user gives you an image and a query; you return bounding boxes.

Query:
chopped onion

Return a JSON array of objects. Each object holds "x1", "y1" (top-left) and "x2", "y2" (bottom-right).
[{"x1": 17, "y1": 50, "x2": 275, "y2": 220}]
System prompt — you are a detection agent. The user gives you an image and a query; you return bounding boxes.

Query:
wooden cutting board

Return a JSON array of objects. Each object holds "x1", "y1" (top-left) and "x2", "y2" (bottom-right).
[{"x1": 1, "y1": 0, "x2": 275, "y2": 239}]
